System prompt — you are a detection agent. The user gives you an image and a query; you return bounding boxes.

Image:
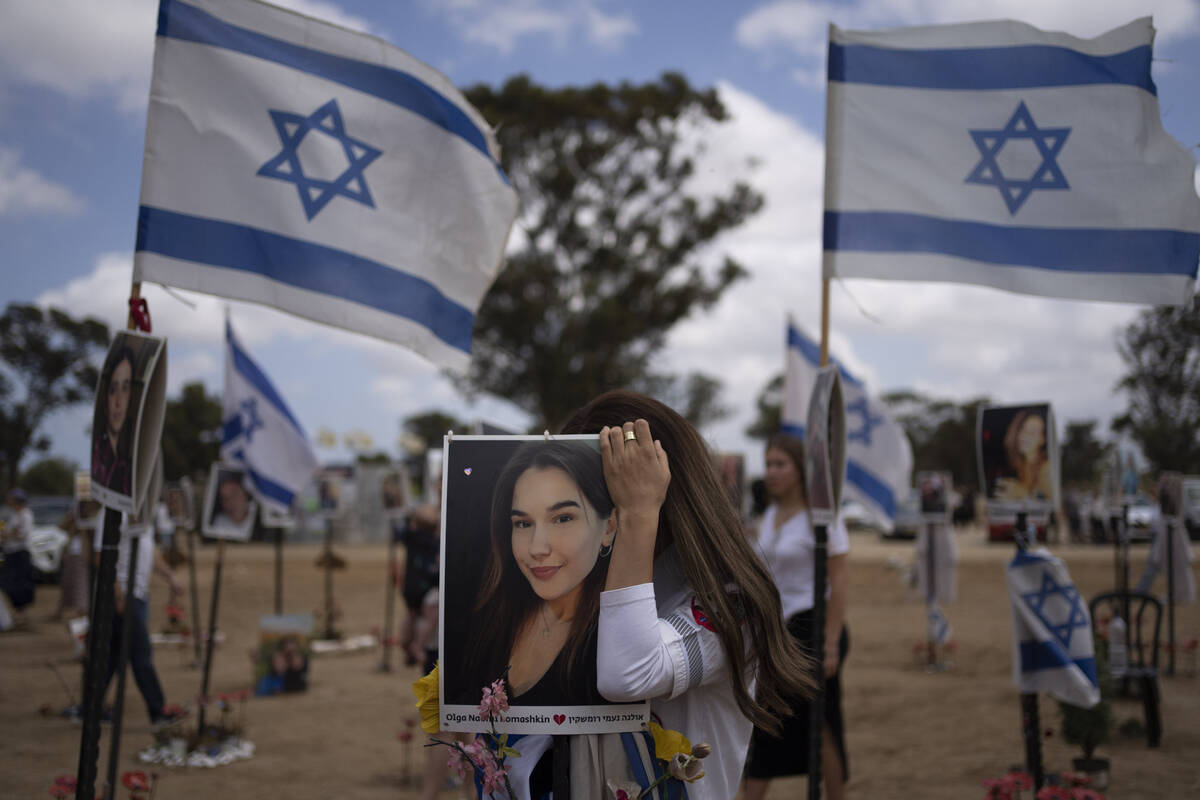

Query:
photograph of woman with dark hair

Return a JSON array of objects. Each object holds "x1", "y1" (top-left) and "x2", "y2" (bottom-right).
[
  {"x1": 458, "y1": 440, "x2": 616, "y2": 706},
  {"x1": 92, "y1": 343, "x2": 136, "y2": 496},
  {"x1": 995, "y1": 407, "x2": 1052, "y2": 501}
]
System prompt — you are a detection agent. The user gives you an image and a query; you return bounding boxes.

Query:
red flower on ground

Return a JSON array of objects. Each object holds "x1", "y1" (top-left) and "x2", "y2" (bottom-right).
[
  {"x1": 54, "y1": 776, "x2": 77, "y2": 789},
  {"x1": 50, "y1": 787, "x2": 70, "y2": 798},
  {"x1": 121, "y1": 771, "x2": 149, "y2": 791},
  {"x1": 397, "y1": 731, "x2": 413, "y2": 742}
]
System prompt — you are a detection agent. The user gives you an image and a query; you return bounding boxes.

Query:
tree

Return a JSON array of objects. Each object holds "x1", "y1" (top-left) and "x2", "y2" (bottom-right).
[
  {"x1": 744, "y1": 373, "x2": 784, "y2": 441},
  {"x1": 20, "y1": 457, "x2": 77, "y2": 496},
  {"x1": 1059, "y1": 420, "x2": 1111, "y2": 489},
  {"x1": 654, "y1": 372, "x2": 731, "y2": 434},
  {"x1": 1114, "y1": 302, "x2": 1200, "y2": 473},
  {"x1": 881, "y1": 390, "x2": 990, "y2": 490},
  {"x1": 462, "y1": 73, "x2": 763, "y2": 430},
  {"x1": 160, "y1": 381, "x2": 222, "y2": 481},
  {"x1": 402, "y1": 410, "x2": 471, "y2": 453},
  {"x1": 0, "y1": 304, "x2": 110, "y2": 491}
]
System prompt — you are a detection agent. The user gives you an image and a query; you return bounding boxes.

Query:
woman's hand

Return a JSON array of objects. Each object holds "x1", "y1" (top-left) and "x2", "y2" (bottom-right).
[
  {"x1": 599, "y1": 419, "x2": 670, "y2": 589},
  {"x1": 823, "y1": 644, "x2": 840, "y2": 678}
]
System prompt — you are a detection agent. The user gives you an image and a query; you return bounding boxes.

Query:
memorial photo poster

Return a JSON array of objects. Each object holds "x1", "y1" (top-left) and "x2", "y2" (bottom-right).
[
  {"x1": 917, "y1": 470, "x2": 953, "y2": 525},
  {"x1": 254, "y1": 613, "x2": 313, "y2": 697},
  {"x1": 90, "y1": 331, "x2": 167, "y2": 514},
  {"x1": 317, "y1": 465, "x2": 354, "y2": 516},
  {"x1": 977, "y1": 403, "x2": 1059, "y2": 513},
  {"x1": 74, "y1": 472, "x2": 101, "y2": 530},
  {"x1": 438, "y1": 435, "x2": 649, "y2": 734},
  {"x1": 202, "y1": 463, "x2": 258, "y2": 541},
  {"x1": 165, "y1": 477, "x2": 194, "y2": 528}
]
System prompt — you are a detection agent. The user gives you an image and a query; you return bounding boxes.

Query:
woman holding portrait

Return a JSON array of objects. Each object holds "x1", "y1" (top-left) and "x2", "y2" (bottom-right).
[{"x1": 92, "y1": 344, "x2": 135, "y2": 496}]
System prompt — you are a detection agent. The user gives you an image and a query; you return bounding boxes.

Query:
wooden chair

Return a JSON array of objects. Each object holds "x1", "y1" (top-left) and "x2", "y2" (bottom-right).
[{"x1": 1089, "y1": 590, "x2": 1163, "y2": 746}]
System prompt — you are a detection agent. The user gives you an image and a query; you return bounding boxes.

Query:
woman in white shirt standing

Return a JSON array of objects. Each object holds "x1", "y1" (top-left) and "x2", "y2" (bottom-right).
[
  {"x1": 744, "y1": 434, "x2": 850, "y2": 800},
  {"x1": 557, "y1": 391, "x2": 813, "y2": 800}
]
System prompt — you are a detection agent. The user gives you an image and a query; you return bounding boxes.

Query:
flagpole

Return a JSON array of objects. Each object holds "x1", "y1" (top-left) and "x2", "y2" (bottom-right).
[
  {"x1": 76, "y1": 281, "x2": 144, "y2": 800},
  {"x1": 1014, "y1": 510, "x2": 1046, "y2": 792},
  {"x1": 197, "y1": 538, "x2": 225, "y2": 737},
  {"x1": 925, "y1": 520, "x2": 937, "y2": 669},
  {"x1": 104, "y1": 532, "x2": 143, "y2": 798},
  {"x1": 187, "y1": 524, "x2": 202, "y2": 667},
  {"x1": 379, "y1": 520, "x2": 397, "y2": 672},
  {"x1": 819, "y1": 278, "x2": 831, "y2": 368}
]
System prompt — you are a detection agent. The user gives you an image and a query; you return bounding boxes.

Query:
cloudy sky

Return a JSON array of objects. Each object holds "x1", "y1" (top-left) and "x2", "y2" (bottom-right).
[{"x1": 2, "y1": 0, "x2": 1199, "y2": 477}]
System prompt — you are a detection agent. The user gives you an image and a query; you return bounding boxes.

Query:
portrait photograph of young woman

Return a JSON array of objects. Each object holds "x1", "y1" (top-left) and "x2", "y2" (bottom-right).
[
  {"x1": 438, "y1": 435, "x2": 649, "y2": 734},
  {"x1": 89, "y1": 331, "x2": 165, "y2": 514},
  {"x1": 978, "y1": 403, "x2": 1058, "y2": 507}
]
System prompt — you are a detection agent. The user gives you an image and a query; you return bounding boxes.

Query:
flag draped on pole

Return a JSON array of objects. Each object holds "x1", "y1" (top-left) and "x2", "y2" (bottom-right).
[
  {"x1": 221, "y1": 320, "x2": 318, "y2": 514},
  {"x1": 133, "y1": 0, "x2": 519, "y2": 369},
  {"x1": 823, "y1": 17, "x2": 1200, "y2": 305},
  {"x1": 782, "y1": 321, "x2": 912, "y2": 527},
  {"x1": 1007, "y1": 547, "x2": 1100, "y2": 707}
]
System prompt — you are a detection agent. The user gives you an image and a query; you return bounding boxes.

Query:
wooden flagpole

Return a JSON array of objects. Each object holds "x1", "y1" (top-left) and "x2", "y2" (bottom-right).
[{"x1": 76, "y1": 282, "x2": 143, "y2": 800}]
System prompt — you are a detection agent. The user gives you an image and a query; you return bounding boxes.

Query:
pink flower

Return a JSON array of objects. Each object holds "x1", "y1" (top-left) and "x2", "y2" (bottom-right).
[
  {"x1": 1069, "y1": 789, "x2": 1105, "y2": 800},
  {"x1": 446, "y1": 748, "x2": 472, "y2": 780},
  {"x1": 1036, "y1": 788, "x2": 1071, "y2": 800},
  {"x1": 478, "y1": 678, "x2": 510, "y2": 720},
  {"x1": 480, "y1": 758, "x2": 511, "y2": 795},
  {"x1": 606, "y1": 779, "x2": 642, "y2": 800},
  {"x1": 982, "y1": 776, "x2": 1014, "y2": 800}
]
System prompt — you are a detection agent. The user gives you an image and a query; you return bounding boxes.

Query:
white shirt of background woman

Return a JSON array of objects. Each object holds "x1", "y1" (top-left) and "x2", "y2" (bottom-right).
[{"x1": 755, "y1": 506, "x2": 849, "y2": 620}]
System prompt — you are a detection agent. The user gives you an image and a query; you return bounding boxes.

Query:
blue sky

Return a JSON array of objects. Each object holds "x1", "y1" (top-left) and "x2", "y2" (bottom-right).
[{"x1": 2, "y1": 0, "x2": 1199, "y2": 478}]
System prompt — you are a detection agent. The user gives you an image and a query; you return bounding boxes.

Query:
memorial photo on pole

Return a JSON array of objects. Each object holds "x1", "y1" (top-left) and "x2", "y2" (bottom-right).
[
  {"x1": 74, "y1": 472, "x2": 102, "y2": 531},
  {"x1": 978, "y1": 403, "x2": 1059, "y2": 507},
  {"x1": 439, "y1": 435, "x2": 649, "y2": 734},
  {"x1": 202, "y1": 464, "x2": 258, "y2": 542},
  {"x1": 254, "y1": 614, "x2": 313, "y2": 697},
  {"x1": 89, "y1": 331, "x2": 167, "y2": 514}
]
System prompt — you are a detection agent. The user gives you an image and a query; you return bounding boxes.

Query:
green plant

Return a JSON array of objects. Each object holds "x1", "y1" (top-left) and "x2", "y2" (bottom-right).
[{"x1": 1058, "y1": 636, "x2": 1114, "y2": 760}]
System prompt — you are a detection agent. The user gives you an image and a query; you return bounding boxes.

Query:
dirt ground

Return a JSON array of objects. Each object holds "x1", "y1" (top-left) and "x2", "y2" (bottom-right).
[{"x1": 2, "y1": 526, "x2": 1198, "y2": 799}]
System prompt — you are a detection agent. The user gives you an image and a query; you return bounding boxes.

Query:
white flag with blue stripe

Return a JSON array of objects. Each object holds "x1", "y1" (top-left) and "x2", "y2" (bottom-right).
[
  {"x1": 222, "y1": 320, "x2": 318, "y2": 515},
  {"x1": 132, "y1": 0, "x2": 519, "y2": 369},
  {"x1": 824, "y1": 17, "x2": 1200, "y2": 306},
  {"x1": 782, "y1": 321, "x2": 912, "y2": 529},
  {"x1": 1008, "y1": 547, "x2": 1100, "y2": 707}
]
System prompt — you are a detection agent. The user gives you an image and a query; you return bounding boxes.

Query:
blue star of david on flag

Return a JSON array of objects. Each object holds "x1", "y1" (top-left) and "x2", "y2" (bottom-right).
[
  {"x1": 1022, "y1": 571, "x2": 1089, "y2": 650},
  {"x1": 965, "y1": 101, "x2": 1070, "y2": 215},
  {"x1": 257, "y1": 99, "x2": 383, "y2": 221},
  {"x1": 846, "y1": 396, "x2": 883, "y2": 446},
  {"x1": 238, "y1": 398, "x2": 264, "y2": 444}
]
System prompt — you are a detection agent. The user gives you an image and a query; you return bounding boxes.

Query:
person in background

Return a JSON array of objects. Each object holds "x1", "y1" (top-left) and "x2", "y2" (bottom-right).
[
  {"x1": 1, "y1": 488, "x2": 37, "y2": 630},
  {"x1": 89, "y1": 516, "x2": 185, "y2": 728},
  {"x1": 744, "y1": 433, "x2": 851, "y2": 800},
  {"x1": 52, "y1": 509, "x2": 91, "y2": 622}
]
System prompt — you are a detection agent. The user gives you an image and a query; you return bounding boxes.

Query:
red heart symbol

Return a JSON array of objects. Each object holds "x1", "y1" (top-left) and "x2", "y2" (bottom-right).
[{"x1": 553, "y1": 714, "x2": 566, "y2": 725}]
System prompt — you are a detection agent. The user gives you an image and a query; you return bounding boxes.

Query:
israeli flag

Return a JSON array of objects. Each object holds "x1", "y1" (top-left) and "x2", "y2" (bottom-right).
[
  {"x1": 824, "y1": 18, "x2": 1200, "y2": 306},
  {"x1": 1007, "y1": 547, "x2": 1100, "y2": 707},
  {"x1": 782, "y1": 321, "x2": 912, "y2": 528},
  {"x1": 132, "y1": 0, "x2": 519, "y2": 369},
  {"x1": 928, "y1": 604, "x2": 952, "y2": 647},
  {"x1": 221, "y1": 320, "x2": 318, "y2": 514}
]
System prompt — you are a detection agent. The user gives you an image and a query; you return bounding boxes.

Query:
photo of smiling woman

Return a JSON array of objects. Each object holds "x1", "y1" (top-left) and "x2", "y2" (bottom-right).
[
  {"x1": 91, "y1": 342, "x2": 136, "y2": 498},
  {"x1": 441, "y1": 437, "x2": 648, "y2": 732}
]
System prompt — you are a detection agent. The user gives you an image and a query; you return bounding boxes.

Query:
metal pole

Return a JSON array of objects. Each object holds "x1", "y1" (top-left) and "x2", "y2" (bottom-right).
[
  {"x1": 925, "y1": 520, "x2": 937, "y2": 669},
  {"x1": 75, "y1": 508, "x2": 122, "y2": 800},
  {"x1": 186, "y1": 526, "x2": 201, "y2": 667},
  {"x1": 1014, "y1": 512, "x2": 1044, "y2": 791},
  {"x1": 380, "y1": 522, "x2": 397, "y2": 671},
  {"x1": 274, "y1": 527, "x2": 284, "y2": 616},
  {"x1": 323, "y1": 518, "x2": 336, "y2": 640},
  {"x1": 807, "y1": 522, "x2": 828, "y2": 800},
  {"x1": 104, "y1": 531, "x2": 141, "y2": 798},
  {"x1": 196, "y1": 539, "x2": 225, "y2": 737},
  {"x1": 1166, "y1": 518, "x2": 1176, "y2": 676}
]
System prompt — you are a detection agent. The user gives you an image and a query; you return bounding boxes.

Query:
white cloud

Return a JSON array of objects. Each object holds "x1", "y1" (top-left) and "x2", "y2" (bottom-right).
[
  {"x1": 0, "y1": 147, "x2": 85, "y2": 215},
  {"x1": 440, "y1": 1, "x2": 636, "y2": 54},
  {"x1": 0, "y1": 0, "x2": 372, "y2": 112}
]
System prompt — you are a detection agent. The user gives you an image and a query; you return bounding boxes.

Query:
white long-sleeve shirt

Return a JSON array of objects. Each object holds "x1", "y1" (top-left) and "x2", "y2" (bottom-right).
[{"x1": 595, "y1": 547, "x2": 753, "y2": 800}]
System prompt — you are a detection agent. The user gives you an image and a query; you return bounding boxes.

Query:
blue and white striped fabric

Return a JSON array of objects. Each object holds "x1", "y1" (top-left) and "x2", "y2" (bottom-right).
[
  {"x1": 782, "y1": 321, "x2": 912, "y2": 529},
  {"x1": 928, "y1": 604, "x2": 952, "y2": 647},
  {"x1": 221, "y1": 320, "x2": 318, "y2": 515},
  {"x1": 823, "y1": 17, "x2": 1200, "y2": 305},
  {"x1": 1007, "y1": 547, "x2": 1100, "y2": 707},
  {"x1": 133, "y1": 0, "x2": 519, "y2": 368}
]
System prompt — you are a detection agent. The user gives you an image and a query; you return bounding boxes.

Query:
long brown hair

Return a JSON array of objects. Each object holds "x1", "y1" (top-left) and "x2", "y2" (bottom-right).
[
  {"x1": 560, "y1": 390, "x2": 813, "y2": 733},
  {"x1": 766, "y1": 433, "x2": 808, "y2": 505},
  {"x1": 464, "y1": 441, "x2": 614, "y2": 698}
]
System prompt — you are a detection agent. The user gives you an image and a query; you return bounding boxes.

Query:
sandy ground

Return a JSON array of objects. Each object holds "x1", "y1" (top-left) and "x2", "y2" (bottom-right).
[{"x1": 2, "y1": 526, "x2": 1198, "y2": 799}]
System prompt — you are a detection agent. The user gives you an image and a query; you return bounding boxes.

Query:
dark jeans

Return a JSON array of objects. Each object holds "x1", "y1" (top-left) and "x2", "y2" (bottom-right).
[{"x1": 106, "y1": 597, "x2": 166, "y2": 722}]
